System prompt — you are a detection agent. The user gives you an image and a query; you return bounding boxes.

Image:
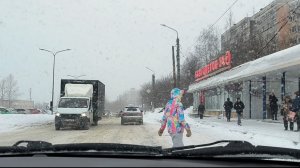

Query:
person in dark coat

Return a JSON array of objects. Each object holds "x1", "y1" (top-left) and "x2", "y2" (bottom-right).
[
  {"x1": 198, "y1": 102, "x2": 205, "y2": 119},
  {"x1": 234, "y1": 97, "x2": 245, "y2": 126},
  {"x1": 292, "y1": 91, "x2": 300, "y2": 132},
  {"x1": 269, "y1": 92, "x2": 278, "y2": 120},
  {"x1": 223, "y1": 98, "x2": 233, "y2": 122}
]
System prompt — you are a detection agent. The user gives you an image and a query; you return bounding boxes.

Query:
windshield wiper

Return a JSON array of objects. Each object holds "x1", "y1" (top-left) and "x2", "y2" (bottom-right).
[
  {"x1": 0, "y1": 140, "x2": 162, "y2": 156},
  {"x1": 163, "y1": 140, "x2": 300, "y2": 159},
  {"x1": 2, "y1": 140, "x2": 299, "y2": 159}
]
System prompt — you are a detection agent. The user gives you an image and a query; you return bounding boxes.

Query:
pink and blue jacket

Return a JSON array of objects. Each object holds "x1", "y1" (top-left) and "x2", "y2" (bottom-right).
[{"x1": 160, "y1": 88, "x2": 190, "y2": 135}]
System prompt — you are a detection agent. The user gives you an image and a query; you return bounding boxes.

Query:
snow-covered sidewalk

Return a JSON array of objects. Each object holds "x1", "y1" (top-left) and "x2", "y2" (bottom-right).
[
  {"x1": 144, "y1": 107, "x2": 300, "y2": 149},
  {"x1": 0, "y1": 114, "x2": 54, "y2": 133}
]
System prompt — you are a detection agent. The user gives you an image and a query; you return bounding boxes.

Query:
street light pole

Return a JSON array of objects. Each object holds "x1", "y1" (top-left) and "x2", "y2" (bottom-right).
[
  {"x1": 40, "y1": 48, "x2": 71, "y2": 114},
  {"x1": 172, "y1": 46, "x2": 176, "y2": 88},
  {"x1": 145, "y1": 67, "x2": 155, "y2": 111},
  {"x1": 161, "y1": 24, "x2": 180, "y2": 88}
]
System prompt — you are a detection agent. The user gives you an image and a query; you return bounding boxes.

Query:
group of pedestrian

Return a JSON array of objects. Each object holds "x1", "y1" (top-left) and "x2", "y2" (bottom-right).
[
  {"x1": 222, "y1": 97, "x2": 245, "y2": 126},
  {"x1": 266, "y1": 91, "x2": 300, "y2": 131},
  {"x1": 197, "y1": 97, "x2": 245, "y2": 126},
  {"x1": 281, "y1": 91, "x2": 300, "y2": 131}
]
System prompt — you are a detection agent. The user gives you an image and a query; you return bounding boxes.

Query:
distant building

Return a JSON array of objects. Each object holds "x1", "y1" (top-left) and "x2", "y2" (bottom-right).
[
  {"x1": 0, "y1": 100, "x2": 34, "y2": 109},
  {"x1": 221, "y1": 0, "x2": 300, "y2": 67},
  {"x1": 221, "y1": 17, "x2": 255, "y2": 67},
  {"x1": 128, "y1": 88, "x2": 140, "y2": 106}
]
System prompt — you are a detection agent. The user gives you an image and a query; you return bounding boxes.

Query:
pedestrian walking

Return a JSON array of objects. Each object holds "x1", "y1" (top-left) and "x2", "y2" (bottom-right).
[
  {"x1": 281, "y1": 95, "x2": 294, "y2": 131},
  {"x1": 158, "y1": 88, "x2": 192, "y2": 148},
  {"x1": 292, "y1": 91, "x2": 300, "y2": 132},
  {"x1": 234, "y1": 97, "x2": 245, "y2": 126},
  {"x1": 269, "y1": 92, "x2": 278, "y2": 120},
  {"x1": 198, "y1": 102, "x2": 205, "y2": 119},
  {"x1": 223, "y1": 98, "x2": 233, "y2": 122}
]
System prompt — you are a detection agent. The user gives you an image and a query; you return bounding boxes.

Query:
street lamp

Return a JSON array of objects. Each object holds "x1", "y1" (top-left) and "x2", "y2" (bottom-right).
[
  {"x1": 67, "y1": 75, "x2": 86, "y2": 79},
  {"x1": 40, "y1": 48, "x2": 71, "y2": 114},
  {"x1": 161, "y1": 24, "x2": 180, "y2": 88},
  {"x1": 145, "y1": 67, "x2": 155, "y2": 111}
]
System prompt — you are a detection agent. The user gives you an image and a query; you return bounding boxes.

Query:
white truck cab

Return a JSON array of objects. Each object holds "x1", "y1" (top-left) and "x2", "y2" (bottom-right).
[{"x1": 55, "y1": 84, "x2": 94, "y2": 130}]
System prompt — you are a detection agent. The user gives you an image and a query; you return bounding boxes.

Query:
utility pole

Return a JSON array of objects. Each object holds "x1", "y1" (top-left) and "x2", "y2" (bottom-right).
[
  {"x1": 152, "y1": 74, "x2": 155, "y2": 109},
  {"x1": 172, "y1": 46, "x2": 176, "y2": 88},
  {"x1": 161, "y1": 24, "x2": 180, "y2": 88},
  {"x1": 29, "y1": 88, "x2": 32, "y2": 101},
  {"x1": 146, "y1": 67, "x2": 155, "y2": 110},
  {"x1": 176, "y1": 37, "x2": 180, "y2": 88}
]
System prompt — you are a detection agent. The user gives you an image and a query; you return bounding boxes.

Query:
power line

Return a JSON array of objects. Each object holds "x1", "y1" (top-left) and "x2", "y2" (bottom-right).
[
  {"x1": 186, "y1": 0, "x2": 239, "y2": 53},
  {"x1": 257, "y1": 0, "x2": 300, "y2": 55},
  {"x1": 253, "y1": 0, "x2": 291, "y2": 23},
  {"x1": 233, "y1": 0, "x2": 296, "y2": 37},
  {"x1": 219, "y1": 0, "x2": 299, "y2": 57},
  {"x1": 187, "y1": 0, "x2": 296, "y2": 56},
  {"x1": 209, "y1": 0, "x2": 239, "y2": 30}
]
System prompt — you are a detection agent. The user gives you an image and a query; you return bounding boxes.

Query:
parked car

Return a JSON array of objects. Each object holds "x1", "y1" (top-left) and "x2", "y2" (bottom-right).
[
  {"x1": 7, "y1": 108, "x2": 18, "y2": 114},
  {"x1": 0, "y1": 107, "x2": 10, "y2": 114},
  {"x1": 28, "y1": 108, "x2": 42, "y2": 114},
  {"x1": 15, "y1": 109, "x2": 28, "y2": 114},
  {"x1": 120, "y1": 106, "x2": 143, "y2": 125},
  {"x1": 103, "y1": 110, "x2": 113, "y2": 118},
  {"x1": 40, "y1": 109, "x2": 50, "y2": 114}
]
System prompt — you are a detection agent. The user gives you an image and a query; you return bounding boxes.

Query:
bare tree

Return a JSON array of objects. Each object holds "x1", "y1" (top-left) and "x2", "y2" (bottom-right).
[
  {"x1": 5, "y1": 74, "x2": 19, "y2": 107},
  {"x1": 194, "y1": 27, "x2": 221, "y2": 65},
  {"x1": 225, "y1": 10, "x2": 234, "y2": 31},
  {"x1": 0, "y1": 78, "x2": 6, "y2": 101}
]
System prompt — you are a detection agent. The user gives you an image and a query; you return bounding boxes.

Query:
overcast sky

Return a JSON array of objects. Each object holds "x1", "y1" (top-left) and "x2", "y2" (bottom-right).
[{"x1": 0, "y1": 0, "x2": 273, "y2": 104}]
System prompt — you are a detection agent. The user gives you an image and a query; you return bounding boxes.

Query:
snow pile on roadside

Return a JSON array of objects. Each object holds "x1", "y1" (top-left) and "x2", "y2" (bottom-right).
[
  {"x1": 190, "y1": 117, "x2": 300, "y2": 149},
  {"x1": 144, "y1": 106, "x2": 300, "y2": 149},
  {"x1": 144, "y1": 110, "x2": 162, "y2": 124},
  {"x1": 0, "y1": 114, "x2": 54, "y2": 133},
  {"x1": 153, "y1": 107, "x2": 164, "y2": 113}
]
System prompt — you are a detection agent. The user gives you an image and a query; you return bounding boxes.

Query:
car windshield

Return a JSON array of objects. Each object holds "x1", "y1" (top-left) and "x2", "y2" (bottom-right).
[
  {"x1": 58, "y1": 98, "x2": 88, "y2": 108},
  {"x1": 125, "y1": 107, "x2": 139, "y2": 112},
  {"x1": 1, "y1": 0, "x2": 300, "y2": 161}
]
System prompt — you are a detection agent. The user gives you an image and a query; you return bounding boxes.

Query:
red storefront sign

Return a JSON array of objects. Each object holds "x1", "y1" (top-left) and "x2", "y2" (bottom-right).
[{"x1": 195, "y1": 51, "x2": 232, "y2": 81}]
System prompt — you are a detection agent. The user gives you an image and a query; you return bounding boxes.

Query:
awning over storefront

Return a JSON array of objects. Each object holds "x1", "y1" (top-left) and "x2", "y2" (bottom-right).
[{"x1": 188, "y1": 44, "x2": 300, "y2": 93}]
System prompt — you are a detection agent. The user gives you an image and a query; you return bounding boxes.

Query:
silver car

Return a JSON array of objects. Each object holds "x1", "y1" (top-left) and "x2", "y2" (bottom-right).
[{"x1": 120, "y1": 106, "x2": 143, "y2": 125}]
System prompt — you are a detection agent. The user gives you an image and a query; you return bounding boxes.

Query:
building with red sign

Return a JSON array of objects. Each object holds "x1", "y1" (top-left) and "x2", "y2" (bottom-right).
[
  {"x1": 195, "y1": 51, "x2": 232, "y2": 82},
  {"x1": 188, "y1": 44, "x2": 300, "y2": 119},
  {"x1": 187, "y1": 0, "x2": 300, "y2": 119}
]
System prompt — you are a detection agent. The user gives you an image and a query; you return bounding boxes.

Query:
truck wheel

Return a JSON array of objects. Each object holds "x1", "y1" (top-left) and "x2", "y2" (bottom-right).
[
  {"x1": 79, "y1": 120, "x2": 90, "y2": 130},
  {"x1": 92, "y1": 116, "x2": 98, "y2": 126},
  {"x1": 84, "y1": 122, "x2": 90, "y2": 130},
  {"x1": 55, "y1": 124, "x2": 60, "y2": 130}
]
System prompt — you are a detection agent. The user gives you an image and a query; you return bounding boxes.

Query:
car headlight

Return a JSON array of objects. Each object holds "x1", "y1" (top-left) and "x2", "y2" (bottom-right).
[
  {"x1": 81, "y1": 112, "x2": 87, "y2": 117},
  {"x1": 55, "y1": 112, "x2": 60, "y2": 117}
]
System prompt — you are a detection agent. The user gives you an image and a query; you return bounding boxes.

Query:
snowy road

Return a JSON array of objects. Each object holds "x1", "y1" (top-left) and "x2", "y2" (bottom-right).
[
  {"x1": 0, "y1": 116, "x2": 215, "y2": 148},
  {"x1": 1, "y1": 111, "x2": 300, "y2": 149}
]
